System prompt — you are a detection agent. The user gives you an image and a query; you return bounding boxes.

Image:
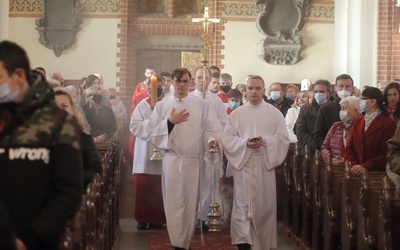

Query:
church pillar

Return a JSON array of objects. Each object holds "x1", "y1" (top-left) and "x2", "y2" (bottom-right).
[
  {"x1": 0, "y1": 0, "x2": 9, "y2": 40},
  {"x1": 334, "y1": 0, "x2": 378, "y2": 88}
]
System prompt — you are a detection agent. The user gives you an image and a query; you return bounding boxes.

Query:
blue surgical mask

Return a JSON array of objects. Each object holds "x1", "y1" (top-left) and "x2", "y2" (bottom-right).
[
  {"x1": 337, "y1": 90, "x2": 351, "y2": 100},
  {"x1": 286, "y1": 93, "x2": 294, "y2": 99},
  {"x1": 0, "y1": 81, "x2": 19, "y2": 103},
  {"x1": 229, "y1": 101, "x2": 240, "y2": 110},
  {"x1": 359, "y1": 100, "x2": 369, "y2": 113},
  {"x1": 242, "y1": 100, "x2": 248, "y2": 104},
  {"x1": 314, "y1": 92, "x2": 327, "y2": 105},
  {"x1": 270, "y1": 91, "x2": 281, "y2": 101}
]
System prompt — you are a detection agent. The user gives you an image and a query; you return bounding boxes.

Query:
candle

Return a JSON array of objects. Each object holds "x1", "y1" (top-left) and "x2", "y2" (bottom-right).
[{"x1": 150, "y1": 76, "x2": 157, "y2": 108}]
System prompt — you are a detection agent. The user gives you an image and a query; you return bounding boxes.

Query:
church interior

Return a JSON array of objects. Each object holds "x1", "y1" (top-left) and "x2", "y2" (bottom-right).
[{"x1": 2, "y1": 0, "x2": 400, "y2": 249}]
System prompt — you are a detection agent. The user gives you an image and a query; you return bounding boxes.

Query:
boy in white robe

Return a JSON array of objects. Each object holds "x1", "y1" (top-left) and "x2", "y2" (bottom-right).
[
  {"x1": 222, "y1": 75, "x2": 289, "y2": 250},
  {"x1": 190, "y1": 67, "x2": 226, "y2": 223},
  {"x1": 147, "y1": 67, "x2": 222, "y2": 250}
]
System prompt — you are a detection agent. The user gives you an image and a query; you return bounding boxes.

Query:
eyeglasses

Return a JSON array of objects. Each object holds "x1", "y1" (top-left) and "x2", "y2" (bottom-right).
[{"x1": 174, "y1": 79, "x2": 190, "y2": 84}]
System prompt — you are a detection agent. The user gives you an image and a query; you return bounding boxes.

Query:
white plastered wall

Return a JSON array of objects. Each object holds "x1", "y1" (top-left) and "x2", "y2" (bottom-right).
[{"x1": 8, "y1": 17, "x2": 118, "y2": 89}]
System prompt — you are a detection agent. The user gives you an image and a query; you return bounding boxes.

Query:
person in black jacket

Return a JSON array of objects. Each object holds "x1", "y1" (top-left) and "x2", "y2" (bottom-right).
[
  {"x1": 314, "y1": 74, "x2": 354, "y2": 149},
  {"x1": 295, "y1": 79, "x2": 332, "y2": 154},
  {"x1": 83, "y1": 86, "x2": 117, "y2": 143},
  {"x1": 0, "y1": 41, "x2": 83, "y2": 249},
  {"x1": 54, "y1": 88, "x2": 103, "y2": 190},
  {"x1": 266, "y1": 82, "x2": 294, "y2": 117}
]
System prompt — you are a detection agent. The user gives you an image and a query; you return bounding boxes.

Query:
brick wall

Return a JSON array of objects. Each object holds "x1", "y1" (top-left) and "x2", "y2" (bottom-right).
[
  {"x1": 116, "y1": 1, "x2": 225, "y2": 108},
  {"x1": 377, "y1": 0, "x2": 400, "y2": 83}
]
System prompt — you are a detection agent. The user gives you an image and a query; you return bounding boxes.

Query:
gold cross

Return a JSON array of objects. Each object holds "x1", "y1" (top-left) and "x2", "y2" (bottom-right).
[{"x1": 185, "y1": 1, "x2": 226, "y2": 99}]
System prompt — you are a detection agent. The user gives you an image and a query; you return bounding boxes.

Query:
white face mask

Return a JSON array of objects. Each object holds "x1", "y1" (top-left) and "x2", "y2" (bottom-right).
[
  {"x1": 339, "y1": 110, "x2": 347, "y2": 121},
  {"x1": 337, "y1": 90, "x2": 351, "y2": 99},
  {"x1": 0, "y1": 81, "x2": 19, "y2": 103}
]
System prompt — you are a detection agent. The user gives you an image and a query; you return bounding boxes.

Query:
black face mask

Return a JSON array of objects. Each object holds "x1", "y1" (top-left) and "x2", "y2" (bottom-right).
[
  {"x1": 220, "y1": 85, "x2": 231, "y2": 94},
  {"x1": 109, "y1": 95, "x2": 116, "y2": 100},
  {"x1": 157, "y1": 88, "x2": 163, "y2": 98},
  {"x1": 92, "y1": 95, "x2": 102, "y2": 104}
]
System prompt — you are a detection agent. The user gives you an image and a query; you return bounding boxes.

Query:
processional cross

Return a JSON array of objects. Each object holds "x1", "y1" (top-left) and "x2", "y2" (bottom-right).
[
  {"x1": 185, "y1": 0, "x2": 227, "y2": 234},
  {"x1": 186, "y1": 0, "x2": 226, "y2": 98}
]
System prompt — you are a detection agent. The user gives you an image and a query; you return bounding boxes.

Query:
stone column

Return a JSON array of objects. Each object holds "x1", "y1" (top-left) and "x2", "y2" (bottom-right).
[
  {"x1": 0, "y1": 0, "x2": 9, "y2": 40},
  {"x1": 334, "y1": 0, "x2": 378, "y2": 88}
]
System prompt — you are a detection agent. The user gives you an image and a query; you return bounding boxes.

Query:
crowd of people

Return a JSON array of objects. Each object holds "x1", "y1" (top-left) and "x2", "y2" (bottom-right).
[{"x1": 2, "y1": 39, "x2": 400, "y2": 250}]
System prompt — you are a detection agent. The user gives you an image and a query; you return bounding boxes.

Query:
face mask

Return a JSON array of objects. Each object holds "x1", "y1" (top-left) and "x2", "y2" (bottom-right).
[
  {"x1": 109, "y1": 95, "x2": 116, "y2": 100},
  {"x1": 220, "y1": 85, "x2": 231, "y2": 94},
  {"x1": 0, "y1": 81, "x2": 19, "y2": 103},
  {"x1": 271, "y1": 91, "x2": 281, "y2": 101},
  {"x1": 157, "y1": 88, "x2": 163, "y2": 98},
  {"x1": 73, "y1": 98, "x2": 80, "y2": 105},
  {"x1": 339, "y1": 110, "x2": 347, "y2": 121},
  {"x1": 229, "y1": 101, "x2": 240, "y2": 110},
  {"x1": 65, "y1": 108, "x2": 73, "y2": 115},
  {"x1": 242, "y1": 100, "x2": 248, "y2": 104},
  {"x1": 359, "y1": 100, "x2": 369, "y2": 113},
  {"x1": 314, "y1": 92, "x2": 327, "y2": 105},
  {"x1": 92, "y1": 95, "x2": 102, "y2": 105},
  {"x1": 337, "y1": 90, "x2": 351, "y2": 99},
  {"x1": 286, "y1": 93, "x2": 294, "y2": 99}
]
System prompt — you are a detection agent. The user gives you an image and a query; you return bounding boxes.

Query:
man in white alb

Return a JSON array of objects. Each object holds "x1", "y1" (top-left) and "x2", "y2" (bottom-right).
[
  {"x1": 147, "y1": 67, "x2": 222, "y2": 250},
  {"x1": 190, "y1": 66, "x2": 226, "y2": 223},
  {"x1": 222, "y1": 75, "x2": 289, "y2": 250}
]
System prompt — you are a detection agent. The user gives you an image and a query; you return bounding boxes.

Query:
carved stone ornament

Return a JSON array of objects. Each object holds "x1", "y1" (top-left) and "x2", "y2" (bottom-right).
[
  {"x1": 36, "y1": 0, "x2": 83, "y2": 57},
  {"x1": 255, "y1": 0, "x2": 310, "y2": 65}
]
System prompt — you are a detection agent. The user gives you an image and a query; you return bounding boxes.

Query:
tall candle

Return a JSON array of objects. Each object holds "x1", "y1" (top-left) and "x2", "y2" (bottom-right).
[{"x1": 150, "y1": 76, "x2": 157, "y2": 108}]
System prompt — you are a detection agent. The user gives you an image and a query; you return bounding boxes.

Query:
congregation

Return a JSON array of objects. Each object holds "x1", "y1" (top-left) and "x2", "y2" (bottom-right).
[{"x1": 2, "y1": 40, "x2": 400, "y2": 250}]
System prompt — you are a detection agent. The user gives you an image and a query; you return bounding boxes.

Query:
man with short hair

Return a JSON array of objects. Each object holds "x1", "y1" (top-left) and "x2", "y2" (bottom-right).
[
  {"x1": 218, "y1": 73, "x2": 233, "y2": 106},
  {"x1": 295, "y1": 79, "x2": 332, "y2": 154},
  {"x1": 131, "y1": 66, "x2": 156, "y2": 109},
  {"x1": 209, "y1": 72, "x2": 220, "y2": 93},
  {"x1": 266, "y1": 82, "x2": 294, "y2": 117},
  {"x1": 160, "y1": 71, "x2": 173, "y2": 96},
  {"x1": 190, "y1": 66, "x2": 227, "y2": 224},
  {"x1": 147, "y1": 67, "x2": 222, "y2": 250},
  {"x1": 209, "y1": 65, "x2": 220, "y2": 74},
  {"x1": 314, "y1": 74, "x2": 354, "y2": 149},
  {"x1": 222, "y1": 75, "x2": 289, "y2": 250},
  {"x1": 0, "y1": 41, "x2": 83, "y2": 249}
]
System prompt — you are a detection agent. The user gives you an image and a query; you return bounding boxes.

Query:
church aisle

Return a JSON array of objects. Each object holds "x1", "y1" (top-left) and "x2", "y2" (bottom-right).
[{"x1": 114, "y1": 163, "x2": 295, "y2": 250}]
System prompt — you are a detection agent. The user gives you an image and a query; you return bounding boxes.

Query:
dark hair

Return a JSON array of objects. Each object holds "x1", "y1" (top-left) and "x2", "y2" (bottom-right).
[
  {"x1": 211, "y1": 72, "x2": 220, "y2": 78},
  {"x1": 335, "y1": 74, "x2": 354, "y2": 86},
  {"x1": 171, "y1": 67, "x2": 191, "y2": 80},
  {"x1": 209, "y1": 65, "x2": 220, "y2": 73},
  {"x1": 383, "y1": 82, "x2": 400, "y2": 119},
  {"x1": 0, "y1": 41, "x2": 31, "y2": 84},
  {"x1": 86, "y1": 74, "x2": 100, "y2": 88},
  {"x1": 227, "y1": 89, "x2": 242, "y2": 98},
  {"x1": 362, "y1": 86, "x2": 390, "y2": 116},
  {"x1": 313, "y1": 79, "x2": 332, "y2": 92},
  {"x1": 160, "y1": 71, "x2": 171, "y2": 78}
]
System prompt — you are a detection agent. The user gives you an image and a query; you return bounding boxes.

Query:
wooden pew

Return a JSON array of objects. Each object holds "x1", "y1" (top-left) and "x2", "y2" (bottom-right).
[
  {"x1": 300, "y1": 146, "x2": 314, "y2": 249},
  {"x1": 291, "y1": 144, "x2": 304, "y2": 240},
  {"x1": 282, "y1": 143, "x2": 297, "y2": 237},
  {"x1": 323, "y1": 158, "x2": 345, "y2": 250},
  {"x1": 378, "y1": 176, "x2": 400, "y2": 250},
  {"x1": 341, "y1": 161, "x2": 361, "y2": 250},
  {"x1": 311, "y1": 149, "x2": 326, "y2": 250}
]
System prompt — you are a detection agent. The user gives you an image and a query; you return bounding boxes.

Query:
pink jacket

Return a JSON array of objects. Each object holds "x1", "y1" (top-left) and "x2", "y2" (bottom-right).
[{"x1": 321, "y1": 121, "x2": 349, "y2": 163}]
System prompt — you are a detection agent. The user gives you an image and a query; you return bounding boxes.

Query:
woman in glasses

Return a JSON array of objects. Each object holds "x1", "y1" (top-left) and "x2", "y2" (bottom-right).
[{"x1": 343, "y1": 87, "x2": 397, "y2": 175}]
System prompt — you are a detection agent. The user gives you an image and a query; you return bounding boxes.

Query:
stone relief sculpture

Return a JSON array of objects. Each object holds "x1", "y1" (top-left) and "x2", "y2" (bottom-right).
[
  {"x1": 255, "y1": 0, "x2": 310, "y2": 65},
  {"x1": 36, "y1": 0, "x2": 83, "y2": 57}
]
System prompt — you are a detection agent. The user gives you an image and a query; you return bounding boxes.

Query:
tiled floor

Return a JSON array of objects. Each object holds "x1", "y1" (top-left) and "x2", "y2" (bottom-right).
[{"x1": 114, "y1": 164, "x2": 295, "y2": 250}]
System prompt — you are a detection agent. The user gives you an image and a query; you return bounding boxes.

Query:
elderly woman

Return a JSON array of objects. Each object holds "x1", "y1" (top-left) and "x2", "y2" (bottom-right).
[
  {"x1": 344, "y1": 87, "x2": 397, "y2": 175},
  {"x1": 108, "y1": 87, "x2": 127, "y2": 122},
  {"x1": 320, "y1": 96, "x2": 360, "y2": 164}
]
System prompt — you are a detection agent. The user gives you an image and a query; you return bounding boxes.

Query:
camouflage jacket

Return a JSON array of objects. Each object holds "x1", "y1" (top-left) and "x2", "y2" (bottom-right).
[{"x1": 0, "y1": 74, "x2": 83, "y2": 249}]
